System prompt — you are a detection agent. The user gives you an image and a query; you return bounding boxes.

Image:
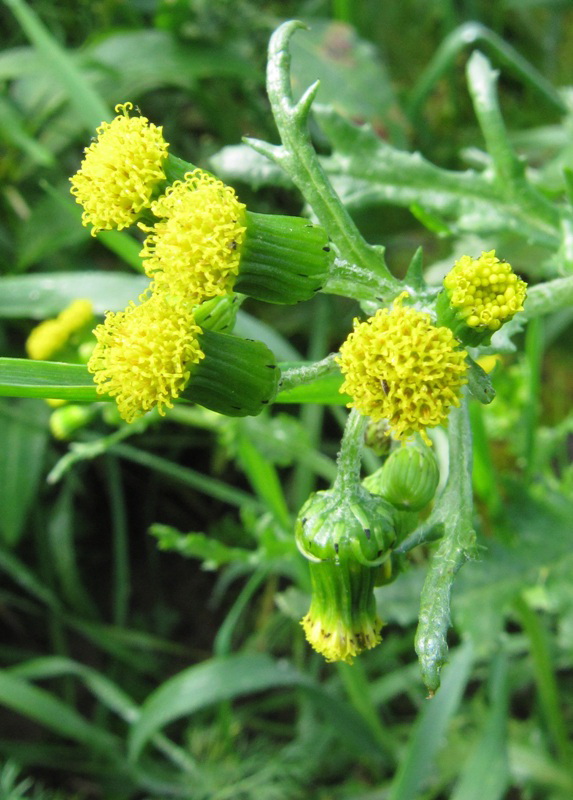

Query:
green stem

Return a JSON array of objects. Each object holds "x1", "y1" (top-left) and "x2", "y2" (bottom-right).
[
  {"x1": 414, "y1": 396, "x2": 477, "y2": 693},
  {"x1": 466, "y1": 51, "x2": 560, "y2": 234},
  {"x1": 407, "y1": 21, "x2": 566, "y2": 123},
  {"x1": 332, "y1": 0, "x2": 352, "y2": 23},
  {"x1": 278, "y1": 353, "x2": 339, "y2": 393},
  {"x1": 523, "y1": 317, "x2": 543, "y2": 479},
  {"x1": 523, "y1": 274, "x2": 573, "y2": 320},
  {"x1": 332, "y1": 409, "x2": 368, "y2": 495},
  {"x1": 105, "y1": 457, "x2": 130, "y2": 628},
  {"x1": 291, "y1": 295, "x2": 330, "y2": 508},
  {"x1": 249, "y1": 21, "x2": 399, "y2": 300}
]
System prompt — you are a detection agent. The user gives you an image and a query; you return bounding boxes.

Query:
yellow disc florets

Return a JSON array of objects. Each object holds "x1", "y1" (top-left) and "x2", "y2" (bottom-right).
[
  {"x1": 301, "y1": 609, "x2": 382, "y2": 665},
  {"x1": 26, "y1": 299, "x2": 94, "y2": 360},
  {"x1": 140, "y1": 169, "x2": 247, "y2": 304},
  {"x1": 70, "y1": 102, "x2": 169, "y2": 235},
  {"x1": 443, "y1": 250, "x2": 527, "y2": 331},
  {"x1": 87, "y1": 294, "x2": 204, "y2": 422},
  {"x1": 337, "y1": 295, "x2": 468, "y2": 444}
]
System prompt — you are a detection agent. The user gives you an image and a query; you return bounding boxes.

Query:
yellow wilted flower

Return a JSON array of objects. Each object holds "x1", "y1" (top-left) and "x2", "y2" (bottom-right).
[
  {"x1": 337, "y1": 294, "x2": 468, "y2": 445},
  {"x1": 301, "y1": 560, "x2": 383, "y2": 665},
  {"x1": 26, "y1": 299, "x2": 94, "y2": 360},
  {"x1": 140, "y1": 169, "x2": 247, "y2": 304},
  {"x1": 87, "y1": 294, "x2": 204, "y2": 423},
  {"x1": 70, "y1": 102, "x2": 169, "y2": 235}
]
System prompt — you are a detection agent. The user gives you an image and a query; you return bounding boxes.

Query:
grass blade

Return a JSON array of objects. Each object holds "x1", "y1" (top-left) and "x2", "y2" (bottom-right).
[
  {"x1": 3, "y1": 0, "x2": 111, "y2": 130},
  {"x1": 388, "y1": 642, "x2": 474, "y2": 800}
]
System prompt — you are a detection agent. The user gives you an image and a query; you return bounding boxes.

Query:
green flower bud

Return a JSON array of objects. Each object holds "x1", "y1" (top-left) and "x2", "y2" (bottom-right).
[
  {"x1": 193, "y1": 294, "x2": 242, "y2": 334},
  {"x1": 296, "y1": 486, "x2": 395, "y2": 567},
  {"x1": 302, "y1": 559, "x2": 383, "y2": 664},
  {"x1": 49, "y1": 404, "x2": 95, "y2": 440},
  {"x1": 364, "y1": 442, "x2": 439, "y2": 511},
  {"x1": 435, "y1": 250, "x2": 527, "y2": 347},
  {"x1": 364, "y1": 418, "x2": 392, "y2": 458}
]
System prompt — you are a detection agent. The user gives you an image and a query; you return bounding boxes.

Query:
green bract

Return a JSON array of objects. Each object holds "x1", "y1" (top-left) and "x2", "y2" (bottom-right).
[{"x1": 295, "y1": 485, "x2": 396, "y2": 567}]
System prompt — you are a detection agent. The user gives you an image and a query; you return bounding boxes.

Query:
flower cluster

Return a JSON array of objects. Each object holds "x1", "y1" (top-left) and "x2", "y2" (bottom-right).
[
  {"x1": 71, "y1": 103, "x2": 322, "y2": 421},
  {"x1": 337, "y1": 294, "x2": 468, "y2": 445},
  {"x1": 26, "y1": 299, "x2": 94, "y2": 361},
  {"x1": 70, "y1": 103, "x2": 168, "y2": 235}
]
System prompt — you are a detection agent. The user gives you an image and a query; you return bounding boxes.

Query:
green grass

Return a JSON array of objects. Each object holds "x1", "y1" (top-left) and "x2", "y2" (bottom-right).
[{"x1": 0, "y1": 0, "x2": 572, "y2": 798}]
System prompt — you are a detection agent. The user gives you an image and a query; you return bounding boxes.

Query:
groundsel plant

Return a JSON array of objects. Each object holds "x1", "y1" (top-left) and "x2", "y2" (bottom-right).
[{"x1": 4, "y1": 18, "x2": 573, "y2": 695}]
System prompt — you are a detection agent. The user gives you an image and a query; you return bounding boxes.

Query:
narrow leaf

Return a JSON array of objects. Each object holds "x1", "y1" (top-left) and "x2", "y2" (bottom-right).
[{"x1": 0, "y1": 358, "x2": 99, "y2": 402}]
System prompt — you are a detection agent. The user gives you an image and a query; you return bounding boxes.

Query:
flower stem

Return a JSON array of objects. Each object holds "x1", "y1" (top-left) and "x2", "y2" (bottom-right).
[
  {"x1": 247, "y1": 20, "x2": 400, "y2": 303},
  {"x1": 333, "y1": 408, "x2": 368, "y2": 495},
  {"x1": 278, "y1": 353, "x2": 339, "y2": 393}
]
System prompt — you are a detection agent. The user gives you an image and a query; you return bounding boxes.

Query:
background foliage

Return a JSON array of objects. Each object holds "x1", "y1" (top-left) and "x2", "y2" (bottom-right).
[{"x1": 1, "y1": 0, "x2": 572, "y2": 798}]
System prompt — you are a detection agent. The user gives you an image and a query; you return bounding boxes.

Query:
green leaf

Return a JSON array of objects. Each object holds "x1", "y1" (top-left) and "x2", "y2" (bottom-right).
[
  {"x1": 453, "y1": 485, "x2": 573, "y2": 654},
  {"x1": 3, "y1": 0, "x2": 111, "y2": 130},
  {"x1": 235, "y1": 310, "x2": 301, "y2": 361},
  {"x1": 415, "y1": 400, "x2": 477, "y2": 693},
  {"x1": 127, "y1": 654, "x2": 310, "y2": 760},
  {"x1": 128, "y1": 652, "x2": 382, "y2": 763},
  {"x1": 466, "y1": 356, "x2": 495, "y2": 404},
  {"x1": 0, "y1": 359, "x2": 99, "y2": 402},
  {"x1": 388, "y1": 642, "x2": 474, "y2": 800},
  {"x1": 210, "y1": 144, "x2": 292, "y2": 192},
  {"x1": 0, "y1": 669, "x2": 119, "y2": 754},
  {"x1": 150, "y1": 524, "x2": 253, "y2": 568},
  {"x1": 450, "y1": 650, "x2": 510, "y2": 800},
  {"x1": 235, "y1": 428, "x2": 291, "y2": 529},
  {"x1": 0, "y1": 273, "x2": 148, "y2": 319},
  {"x1": 0, "y1": 94, "x2": 55, "y2": 167},
  {"x1": 0, "y1": 399, "x2": 49, "y2": 547},
  {"x1": 289, "y1": 20, "x2": 406, "y2": 145},
  {"x1": 313, "y1": 106, "x2": 560, "y2": 250},
  {"x1": 87, "y1": 29, "x2": 257, "y2": 98}
]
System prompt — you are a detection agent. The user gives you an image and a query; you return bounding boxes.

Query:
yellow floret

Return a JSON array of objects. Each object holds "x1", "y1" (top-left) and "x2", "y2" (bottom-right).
[
  {"x1": 70, "y1": 102, "x2": 168, "y2": 235},
  {"x1": 337, "y1": 294, "x2": 468, "y2": 445},
  {"x1": 26, "y1": 299, "x2": 94, "y2": 360},
  {"x1": 87, "y1": 294, "x2": 204, "y2": 423},
  {"x1": 140, "y1": 169, "x2": 247, "y2": 304},
  {"x1": 301, "y1": 610, "x2": 382, "y2": 665},
  {"x1": 443, "y1": 250, "x2": 527, "y2": 331}
]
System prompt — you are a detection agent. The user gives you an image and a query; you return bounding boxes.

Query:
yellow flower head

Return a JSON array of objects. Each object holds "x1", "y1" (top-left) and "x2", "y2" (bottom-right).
[
  {"x1": 302, "y1": 609, "x2": 382, "y2": 665},
  {"x1": 70, "y1": 102, "x2": 169, "y2": 235},
  {"x1": 443, "y1": 250, "x2": 526, "y2": 331},
  {"x1": 140, "y1": 169, "x2": 247, "y2": 303},
  {"x1": 337, "y1": 294, "x2": 468, "y2": 444},
  {"x1": 87, "y1": 294, "x2": 204, "y2": 422},
  {"x1": 26, "y1": 299, "x2": 94, "y2": 360},
  {"x1": 301, "y1": 560, "x2": 382, "y2": 665}
]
